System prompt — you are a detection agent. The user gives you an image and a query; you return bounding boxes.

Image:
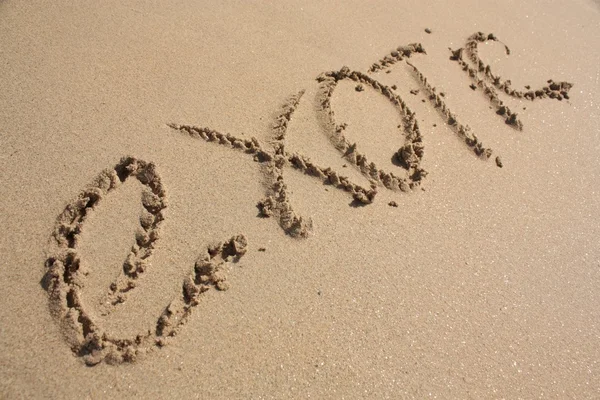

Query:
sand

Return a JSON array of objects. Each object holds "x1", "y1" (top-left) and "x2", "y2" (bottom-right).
[{"x1": 1, "y1": 0, "x2": 599, "y2": 398}]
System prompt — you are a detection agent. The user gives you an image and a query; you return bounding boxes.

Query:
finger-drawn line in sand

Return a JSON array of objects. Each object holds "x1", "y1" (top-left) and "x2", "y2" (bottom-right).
[
  {"x1": 405, "y1": 61, "x2": 493, "y2": 158},
  {"x1": 316, "y1": 67, "x2": 429, "y2": 191},
  {"x1": 259, "y1": 90, "x2": 314, "y2": 237},
  {"x1": 43, "y1": 156, "x2": 247, "y2": 365},
  {"x1": 448, "y1": 32, "x2": 573, "y2": 130},
  {"x1": 45, "y1": 31, "x2": 573, "y2": 365}
]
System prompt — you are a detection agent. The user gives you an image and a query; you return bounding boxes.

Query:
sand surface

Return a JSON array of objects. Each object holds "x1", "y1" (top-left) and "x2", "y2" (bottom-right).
[{"x1": 1, "y1": 0, "x2": 600, "y2": 398}]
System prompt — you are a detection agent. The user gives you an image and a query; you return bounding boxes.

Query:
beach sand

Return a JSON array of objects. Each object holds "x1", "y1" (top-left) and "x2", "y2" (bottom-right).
[{"x1": 1, "y1": 0, "x2": 599, "y2": 398}]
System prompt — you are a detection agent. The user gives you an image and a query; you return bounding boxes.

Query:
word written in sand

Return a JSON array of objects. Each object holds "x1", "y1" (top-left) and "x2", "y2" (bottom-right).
[{"x1": 44, "y1": 32, "x2": 572, "y2": 365}]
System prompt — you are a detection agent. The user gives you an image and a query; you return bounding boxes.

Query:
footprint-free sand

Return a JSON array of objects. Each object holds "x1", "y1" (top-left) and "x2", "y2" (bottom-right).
[{"x1": 1, "y1": 0, "x2": 599, "y2": 398}]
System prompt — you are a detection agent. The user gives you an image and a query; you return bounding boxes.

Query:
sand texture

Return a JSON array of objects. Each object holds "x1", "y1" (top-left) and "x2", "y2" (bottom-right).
[{"x1": 1, "y1": 0, "x2": 600, "y2": 398}]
